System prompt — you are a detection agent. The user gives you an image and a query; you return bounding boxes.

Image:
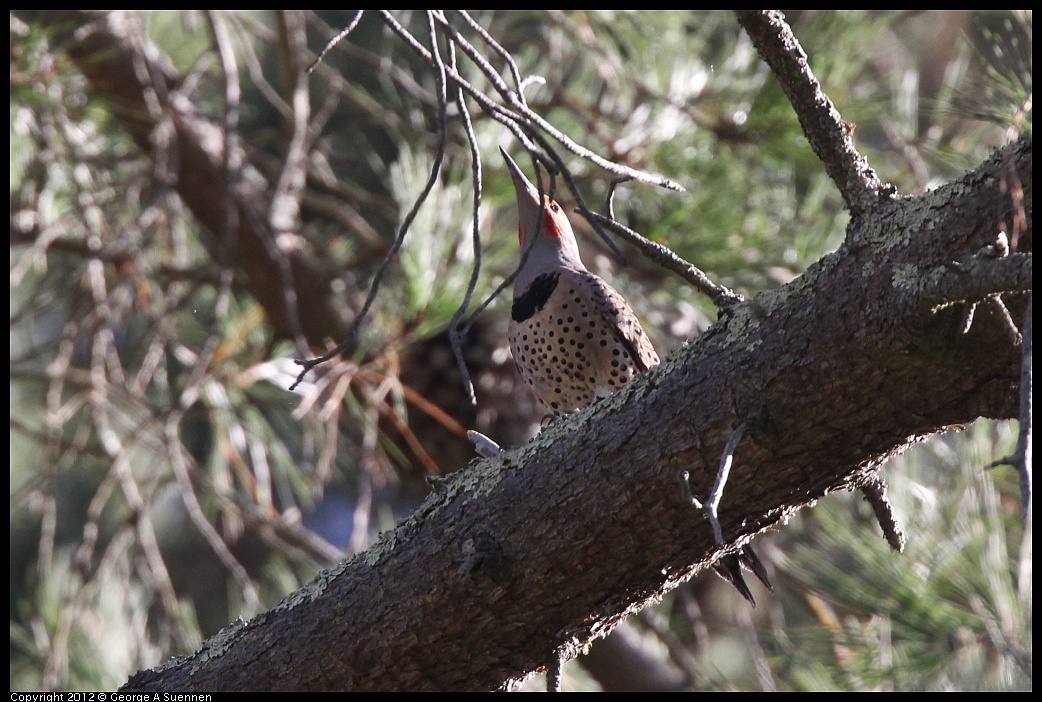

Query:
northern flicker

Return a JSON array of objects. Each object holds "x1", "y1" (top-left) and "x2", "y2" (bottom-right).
[
  {"x1": 501, "y1": 147, "x2": 660, "y2": 415},
  {"x1": 500, "y1": 147, "x2": 771, "y2": 606}
]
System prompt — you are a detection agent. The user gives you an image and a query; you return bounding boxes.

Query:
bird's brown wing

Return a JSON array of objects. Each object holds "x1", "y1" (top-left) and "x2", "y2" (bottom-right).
[{"x1": 560, "y1": 268, "x2": 660, "y2": 373}]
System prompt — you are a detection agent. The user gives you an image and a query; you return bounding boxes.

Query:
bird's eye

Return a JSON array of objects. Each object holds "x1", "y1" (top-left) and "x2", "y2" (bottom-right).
[{"x1": 550, "y1": 202, "x2": 559, "y2": 213}]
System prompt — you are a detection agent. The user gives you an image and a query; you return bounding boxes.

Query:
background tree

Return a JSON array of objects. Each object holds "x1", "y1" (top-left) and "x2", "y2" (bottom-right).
[{"x1": 9, "y1": 10, "x2": 1030, "y2": 691}]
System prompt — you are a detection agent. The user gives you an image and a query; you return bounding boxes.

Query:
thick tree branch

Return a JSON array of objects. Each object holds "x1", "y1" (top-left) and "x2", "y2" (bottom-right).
[{"x1": 123, "y1": 133, "x2": 1031, "y2": 691}]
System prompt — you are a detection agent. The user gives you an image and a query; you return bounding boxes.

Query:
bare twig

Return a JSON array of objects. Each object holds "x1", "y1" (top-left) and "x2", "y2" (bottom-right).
[
  {"x1": 445, "y1": 16, "x2": 485, "y2": 407},
  {"x1": 735, "y1": 10, "x2": 890, "y2": 214},
  {"x1": 376, "y1": 10, "x2": 677, "y2": 193},
  {"x1": 987, "y1": 295, "x2": 1024, "y2": 346},
  {"x1": 988, "y1": 293, "x2": 1032, "y2": 521},
  {"x1": 598, "y1": 178, "x2": 743, "y2": 306},
  {"x1": 468, "y1": 430, "x2": 503, "y2": 458},
  {"x1": 682, "y1": 421, "x2": 769, "y2": 606},
  {"x1": 860, "y1": 474, "x2": 906, "y2": 552},
  {"x1": 585, "y1": 210, "x2": 744, "y2": 309},
  {"x1": 179, "y1": 11, "x2": 242, "y2": 412},
  {"x1": 455, "y1": 10, "x2": 528, "y2": 107},
  {"x1": 685, "y1": 421, "x2": 748, "y2": 545},
  {"x1": 429, "y1": 12, "x2": 683, "y2": 192},
  {"x1": 307, "y1": 10, "x2": 364, "y2": 73},
  {"x1": 383, "y1": 12, "x2": 630, "y2": 265},
  {"x1": 291, "y1": 12, "x2": 451, "y2": 390},
  {"x1": 270, "y1": 10, "x2": 314, "y2": 358}
]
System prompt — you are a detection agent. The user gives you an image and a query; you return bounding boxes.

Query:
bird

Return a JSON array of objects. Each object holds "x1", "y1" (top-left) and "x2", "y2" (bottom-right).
[
  {"x1": 500, "y1": 146, "x2": 659, "y2": 416},
  {"x1": 500, "y1": 147, "x2": 771, "y2": 606}
]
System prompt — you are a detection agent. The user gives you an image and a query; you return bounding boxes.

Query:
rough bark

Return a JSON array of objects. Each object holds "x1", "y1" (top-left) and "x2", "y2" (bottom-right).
[
  {"x1": 122, "y1": 133, "x2": 1030, "y2": 690},
  {"x1": 24, "y1": 9, "x2": 1030, "y2": 693}
]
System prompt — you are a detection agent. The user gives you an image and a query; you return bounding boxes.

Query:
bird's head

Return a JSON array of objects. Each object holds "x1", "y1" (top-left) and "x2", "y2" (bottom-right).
[{"x1": 501, "y1": 147, "x2": 586, "y2": 292}]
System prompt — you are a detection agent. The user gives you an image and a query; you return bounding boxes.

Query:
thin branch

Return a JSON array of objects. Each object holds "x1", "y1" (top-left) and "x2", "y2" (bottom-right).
[
  {"x1": 270, "y1": 10, "x2": 314, "y2": 358},
  {"x1": 686, "y1": 421, "x2": 748, "y2": 545},
  {"x1": 735, "y1": 10, "x2": 890, "y2": 214},
  {"x1": 860, "y1": 474, "x2": 906, "y2": 552},
  {"x1": 379, "y1": 6, "x2": 628, "y2": 278},
  {"x1": 378, "y1": 10, "x2": 678, "y2": 194},
  {"x1": 585, "y1": 210, "x2": 744, "y2": 309},
  {"x1": 468, "y1": 430, "x2": 503, "y2": 458},
  {"x1": 682, "y1": 421, "x2": 769, "y2": 606},
  {"x1": 429, "y1": 12, "x2": 683, "y2": 192},
  {"x1": 987, "y1": 295, "x2": 1024, "y2": 346},
  {"x1": 164, "y1": 416, "x2": 262, "y2": 614},
  {"x1": 373, "y1": 13, "x2": 553, "y2": 195},
  {"x1": 445, "y1": 16, "x2": 485, "y2": 407},
  {"x1": 455, "y1": 10, "x2": 528, "y2": 107},
  {"x1": 291, "y1": 12, "x2": 451, "y2": 390},
  {"x1": 307, "y1": 10, "x2": 364, "y2": 73},
  {"x1": 988, "y1": 293, "x2": 1032, "y2": 520}
]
